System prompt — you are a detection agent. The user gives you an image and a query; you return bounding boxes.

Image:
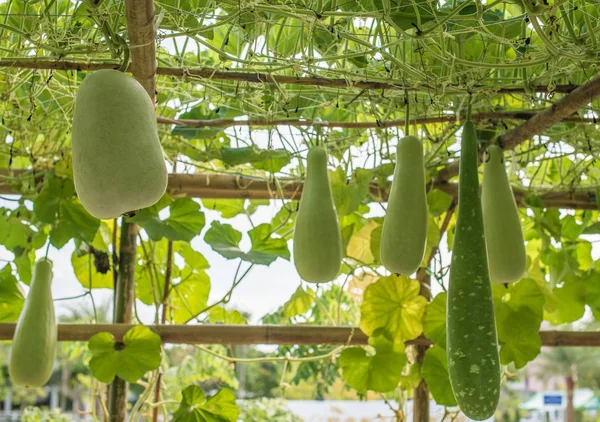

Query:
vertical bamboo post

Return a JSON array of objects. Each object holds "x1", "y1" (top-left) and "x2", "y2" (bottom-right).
[
  {"x1": 109, "y1": 218, "x2": 138, "y2": 421},
  {"x1": 412, "y1": 202, "x2": 455, "y2": 422}
]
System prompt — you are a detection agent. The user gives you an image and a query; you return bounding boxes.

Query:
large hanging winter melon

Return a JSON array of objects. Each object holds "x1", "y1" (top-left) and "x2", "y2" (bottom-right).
[
  {"x1": 9, "y1": 259, "x2": 57, "y2": 388},
  {"x1": 71, "y1": 70, "x2": 168, "y2": 220}
]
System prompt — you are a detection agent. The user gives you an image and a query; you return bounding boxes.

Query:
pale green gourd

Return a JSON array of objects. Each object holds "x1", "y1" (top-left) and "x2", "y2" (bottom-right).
[
  {"x1": 482, "y1": 144, "x2": 526, "y2": 284},
  {"x1": 293, "y1": 146, "x2": 343, "y2": 283},
  {"x1": 72, "y1": 70, "x2": 168, "y2": 220},
  {"x1": 9, "y1": 259, "x2": 57, "y2": 388},
  {"x1": 380, "y1": 135, "x2": 428, "y2": 275}
]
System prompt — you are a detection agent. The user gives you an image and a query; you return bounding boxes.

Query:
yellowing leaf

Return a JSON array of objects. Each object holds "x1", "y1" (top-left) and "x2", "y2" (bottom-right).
[
  {"x1": 347, "y1": 272, "x2": 378, "y2": 300},
  {"x1": 360, "y1": 275, "x2": 427, "y2": 344},
  {"x1": 346, "y1": 221, "x2": 379, "y2": 264},
  {"x1": 72, "y1": 251, "x2": 113, "y2": 289},
  {"x1": 282, "y1": 286, "x2": 315, "y2": 318}
]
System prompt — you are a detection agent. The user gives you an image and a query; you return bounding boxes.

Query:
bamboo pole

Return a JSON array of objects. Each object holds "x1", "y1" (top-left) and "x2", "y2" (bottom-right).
[
  {"x1": 0, "y1": 323, "x2": 597, "y2": 346},
  {"x1": 437, "y1": 73, "x2": 600, "y2": 182},
  {"x1": 0, "y1": 170, "x2": 596, "y2": 210},
  {"x1": 0, "y1": 59, "x2": 582, "y2": 95}
]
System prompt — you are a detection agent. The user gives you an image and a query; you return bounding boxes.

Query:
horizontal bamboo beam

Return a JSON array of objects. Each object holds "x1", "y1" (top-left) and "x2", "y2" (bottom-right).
[
  {"x1": 0, "y1": 324, "x2": 596, "y2": 346},
  {"x1": 156, "y1": 112, "x2": 596, "y2": 130},
  {"x1": 0, "y1": 171, "x2": 596, "y2": 210},
  {"x1": 0, "y1": 59, "x2": 581, "y2": 95}
]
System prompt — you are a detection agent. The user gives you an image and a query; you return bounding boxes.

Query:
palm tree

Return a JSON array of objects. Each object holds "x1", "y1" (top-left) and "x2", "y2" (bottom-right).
[{"x1": 536, "y1": 347, "x2": 596, "y2": 422}]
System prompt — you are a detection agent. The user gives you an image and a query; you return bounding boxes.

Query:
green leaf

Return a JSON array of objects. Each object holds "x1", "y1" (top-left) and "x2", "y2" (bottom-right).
[
  {"x1": 339, "y1": 336, "x2": 406, "y2": 393},
  {"x1": 33, "y1": 177, "x2": 63, "y2": 223},
  {"x1": 133, "y1": 198, "x2": 205, "y2": 242},
  {"x1": 169, "y1": 268, "x2": 211, "y2": 324},
  {"x1": 421, "y1": 346, "x2": 457, "y2": 407},
  {"x1": 202, "y1": 199, "x2": 246, "y2": 218},
  {"x1": 60, "y1": 200, "x2": 101, "y2": 243},
  {"x1": 346, "y1": 220, "x2": 379, "y2": 265},
  {"x1": 427, "y1": 189, "x2": 454, "y2": 216},
  {"x1": 245, "y1": 223, "x2": 290, "y2": 265},
  {"x1": 175, "y1": 242, "x2": 210, "y2": 270},
  {"x1": 268, "y1": 18, "x2": 303, "y2": 58},
  {"x1": 204, "y1": 221, "x2": 245, "y2": 260},
  {"x1": 0, "y1": 217, "x2": 32, "y2": 252},
  {"x1": 88, "y1": 326, "x2": 162, "y2": 383},
  {"x1": 208, "y1": 306, "x2": 247, "y2": 324},
  {"x1": 172, "y1": 386, "x2": 240, "y2": 422},
  {"x1": 585, "y1": 272, "x2": 600, "y2": 320},
  {"x1": 423, "y1": 292, "x2": 447, "y2": 349},
  {"x1": 583, "y1": 222, "x2": 600, "y2": 234},
  {"x1": 331, "y1": 168, "x2": 374, "y2": 216},
  {"x1": 399, "y1": 362, "x2": 422, "y2": 390},
  {"x1": 204, "y1": 221, "x2": 289, "y2": 265},
  {"x1": 14, "y1": 252, "x2": 32, "y2": 286},
  {"x1": 220, "y1": 147, "x2": 291, "y2": 173},
  {"x1": 282, "y1": 286, "x2": 315, "y2": 318},
  {"x1": 545, "y1": 275, "x2": 586, "y2": 325},
  {"x1": 493, "y1": 279, "x2": 543, "y2": 368},
  {"x1": 72, "y1": 251, "x2": 114, "y2": 289},
  {"x1": 0, "y1": 265, "x2": 24, "y2": 322},
  {"x1": 360, "y1": 275, "x2": 428, "y2": 344}
]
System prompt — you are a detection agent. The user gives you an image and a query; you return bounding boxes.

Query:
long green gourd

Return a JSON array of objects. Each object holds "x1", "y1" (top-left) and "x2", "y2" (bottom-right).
[
  {"x1": 482, "y1": 144, "x2": 526, "y2": 284},
  {"x1": 293, "y1": 146, "x2": 343, "y2": 283},
  {"x1": 447, "y1": 120, "x2": 501, "y2": 421},
  {"x1": 9, "y1": 259, "x2": 57, "y2": 388},
  {"x1": 380, "y1": 135, "x2": 428, "y2": 275}
]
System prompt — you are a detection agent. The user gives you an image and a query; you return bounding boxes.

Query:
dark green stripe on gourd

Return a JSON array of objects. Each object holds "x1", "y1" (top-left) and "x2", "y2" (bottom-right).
[
  {"x1": 447, "y1": 120, "x2": 501, "y2": 421},
  {"x1": 380, "y1": 135, "x2": 428, "y2": 275},
  {"x1": 9, "y1": 259, "x2": 57, "y2": 388},
  {"x1": 293, "y1": 146, "x2": 343, "y2": 283},
  {"x1": 482, "y1": 144, "x2": 526, "y2": 284}
]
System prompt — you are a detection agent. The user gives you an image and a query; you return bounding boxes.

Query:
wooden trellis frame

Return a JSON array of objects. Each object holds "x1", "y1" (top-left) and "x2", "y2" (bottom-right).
[{"x1": 1, "y1": 1, "x2": 599, "y2": 420}]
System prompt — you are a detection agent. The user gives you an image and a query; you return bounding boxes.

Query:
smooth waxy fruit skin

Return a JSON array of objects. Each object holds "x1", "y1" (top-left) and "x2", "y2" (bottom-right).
[
  {"x1": 482, "y1": 144, "x2": 526, "y2": 284},
  {"x1": 72, "y1": 70, "x2": 168, "y2": 220},
  {"x1": 9, "y1": 259, "x2": 57, "y2": 388},
  {"x1": 447, "y1": 121, "x2": 500, "y2": 421},
  {"x1": 380, "y1": 136, "x2": 428, "y2": 275},
  {"x1": 293, "y1": 146, "x2": 343, "y2": 283}
]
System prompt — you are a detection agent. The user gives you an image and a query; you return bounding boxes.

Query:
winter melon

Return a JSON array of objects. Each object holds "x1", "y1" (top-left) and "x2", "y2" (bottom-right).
[
  {"x1": 9, "y1": 259, "x2": 57, "y2": 388},
  {"x1": 72, "y1": 70, "x2": 168, "y2": 220},
  {"x1": 293, "y1": 146, "x2": 343, "y2": 283},
  {"x1": 447, "y1": 120, "x2": 500, "y2": 421},
  {"x1": 482, "y1": 144, "x2": 526, "y2": 284},
  {"x1": 380, "y1": 135, "x2": 428, "y2": 275}
]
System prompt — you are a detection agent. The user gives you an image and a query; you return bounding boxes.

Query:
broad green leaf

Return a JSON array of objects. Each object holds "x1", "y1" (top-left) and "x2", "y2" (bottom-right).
[
  {"x1": 427, "y1": 189, "x2": 454, "y2": 216},
  {"x1": 169, "y1": 268, "x2": 211, "y2": 324},
  {"x1": 421, "y1": 346, "x2": 457, "y2": 407},
  {"x1": 204, "y1": 221, "x2": 245, "y2": 260},
  {"x1": 72, "y1": 251, "x2": 114, "y2": 289},
  {"x1": 0, "y1": 265, "x2": 24, "y2": 322},
  {"x1": 88, "y1": 326, "x2": 162, "y2": 383},
  {"x1": 173, "y1": 386, "x2": 240, "y2": 422},
  {"x1": 423, "y1": 292, "x2": 447, "y2": 349},
  {"x1": 339, "y1": 336, "x2": 406, "y2": 393},
  {"x1": 399, "y1": 362, "x2": 422, "y2": 390},
  {"x1": 220, "y1": 147, "x2": 291, "y2": 173},
  {"x1": 33, "y1": 177, "x2": 63, "y2": 223},
  {"x1": 493, "y1": 279, "x2": 543, "y2": 368},
  {"x1": 208, "y1": 306, "x2": 247, "y2": 324},
  {"x1": 14, "y1": 252, "x2": 32, "y2": 286},
  {"x1": 575, "y1": 242, "x2": 593, "y2": 271},
  {"x1": 282, "y1": 286, "x2": 315, "y2": 318},
  {"x1": 202, "y1": 199, "x2": 246, "y2": 218},
  {"x1": 360, "y1": 275, "x2": 427, "y2": 344},
  {"x1": 586, "y1": 272, "x2": 600, "y2": 320},
  {"x1": 268, "y1": 18, "x2": 303, "y2": 57},
  {"x1": 545, "y1": 275, "x2": 586, "y2": 325},
  {"x1": 346, "y1": 220, "x2": 379, "y2": 265},
  {"x1": 331, "y1": 168, "x2": 374, "y2": 216},
  {"x1": 134, "y1": 198, "x2": 205, "y2": 242},
  {"x1": 175, "y1": 242, "x2": 210, "y2": 270},
  {"x1": 60, "y1": 201, "x2": 100, "y2": 242},
  {"x1": 0, "y1": 217, "x2": 32, "y2": 252},
  {"x1": 245, "y1": 223, "x2": 290, "y2": 265}
]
